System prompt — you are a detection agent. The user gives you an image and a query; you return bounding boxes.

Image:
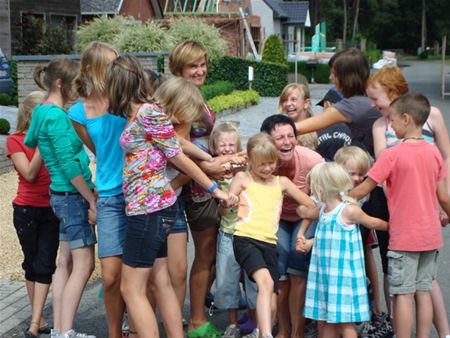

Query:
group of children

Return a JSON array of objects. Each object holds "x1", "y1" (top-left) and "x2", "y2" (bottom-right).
[{"x1": 6, "y1": 40, "x2": 450, "y2": 338}]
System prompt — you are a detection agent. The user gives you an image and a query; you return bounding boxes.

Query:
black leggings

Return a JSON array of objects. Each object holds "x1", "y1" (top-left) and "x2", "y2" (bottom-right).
[{"x1": 13, "y1": 204, "x2": 59, "y2": 284}]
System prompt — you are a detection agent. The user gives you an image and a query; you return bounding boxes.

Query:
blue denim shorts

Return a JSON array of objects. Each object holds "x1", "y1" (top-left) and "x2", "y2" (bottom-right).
[
  {"x1": 123, "y1": 203, "x2": 178, "y2": 268},
  {"x1": 96, "y1": 194, "x2": 127, "y2": 258},
  {"x1": 50, "y1": 193, "x2": 97, "y2": 249},
  {"x1": 170, "y1": 198, "x2": 188, "y2": 234},
  {"x1": 277, "y1": 219, "x2": 316, "y2": 279},
  {"x1": 215, "y1": 231, "x2": 257, "y2": 310}
]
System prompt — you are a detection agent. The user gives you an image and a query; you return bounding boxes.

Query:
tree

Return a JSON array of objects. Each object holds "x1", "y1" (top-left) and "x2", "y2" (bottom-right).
[
  {"x1": 351, "y1": 0, "x2": 360, "y2": 47},
  {"x1": 262, "y1": 35, "x2": 287, "y2": 65}
]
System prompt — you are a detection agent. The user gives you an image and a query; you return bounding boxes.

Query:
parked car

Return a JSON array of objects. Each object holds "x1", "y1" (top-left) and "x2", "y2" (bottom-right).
[{"x1": 0, "y1": 48, "x2": 14, "y2": 94}]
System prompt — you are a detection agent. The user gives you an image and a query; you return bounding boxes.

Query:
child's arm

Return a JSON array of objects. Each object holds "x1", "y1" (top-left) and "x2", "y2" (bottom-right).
[
  {"x1": 170, "y1": 173, "x2": 190, "y2": 191},
  {"x1": 280, "y1": 176, "x2": 316, "y2": 208},
  {"x1": 437, "y1": 180, "x2": 450, "y2": 224},
  {"x1": 372, "y1": 117, "x2": 388, "y2": 160},
  {"x1": 295, "y1": 218, "x2": 314, "y2": 253},
  {"x1": 178, "y1": 136, "x2": 213, "y2": 162},
  {"x1": 225, "y1": 171, "x2": 248, "y2": 207},
  {"x1": 349, "y1": 177, "x2": 378, "y2": 201},
  {"x1": 71, "y1": 121, "x2": 96, "y2": 155},
  {"x1": 9, "y1": 148, "x2": 43, "y2": 183},
  {"x1": 296, "y1": 205, "x2": 320, "y2": 220},
  {"x1": 198, "y1": 152, "x2": 248, "y2": 179},
  {"x1": 168, "y1": 152, "x2": 229, "y2": 202},
  {"x1": 341, "y1": 203, "x2": 388, "y2": 231}
]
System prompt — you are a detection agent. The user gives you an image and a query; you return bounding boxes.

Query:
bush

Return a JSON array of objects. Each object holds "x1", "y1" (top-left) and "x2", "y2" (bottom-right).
[
  {"x1": 287, "y1": 61, "x2": 330, "y2": 84},
  {"x1": 208, "y1": 90, "x2": 260, "y2": 113},
  {"x1": 167, "y1": 17, "x2": 226, "y2": 61},
  {"x1": 207, "y1": 56, "x2": 288, "y2": 97},
  {"x1": 365, "y1": 49, "x2": 381, "y2": 65},
  {"x1": 113, "y1": 21, "x2": 174, "y2": 53},
  {"x1": 253, "y1": 62, "x2": 288, "y2": 97},
  {"x1": 0, "y1": 93, "x2": 14, "y2": 106},
  {"x1": 262, "y1": 35, "x2": 287, "y2": 65},
  {"x1": 76, "y1": 15, "x2": 128, "y2": 51},
  {"x1": 200, "y1": 81, "x2": 234, "y2": 101},
  {"x1": 0, "y1": 118, "x2": 10, "y2": 135}
]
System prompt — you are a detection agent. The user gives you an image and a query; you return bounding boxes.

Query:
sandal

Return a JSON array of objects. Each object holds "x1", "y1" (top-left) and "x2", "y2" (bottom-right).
[{"x1": 187, "y1": 322, "x2": 223, "y2": 338}]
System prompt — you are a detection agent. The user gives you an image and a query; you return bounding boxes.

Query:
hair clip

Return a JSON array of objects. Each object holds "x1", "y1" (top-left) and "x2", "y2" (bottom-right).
[
  {"x1": 155, "y1": 71, "x2": 161, "y2": 78},
  {"x1": 339, "y1": 191, "x2": 345, "y2": 198}
]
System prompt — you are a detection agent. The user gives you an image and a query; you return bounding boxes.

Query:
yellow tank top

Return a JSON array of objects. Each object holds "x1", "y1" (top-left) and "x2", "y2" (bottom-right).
[{"x1": 234, "y1": 174, "x2": 283, "y2": 244}]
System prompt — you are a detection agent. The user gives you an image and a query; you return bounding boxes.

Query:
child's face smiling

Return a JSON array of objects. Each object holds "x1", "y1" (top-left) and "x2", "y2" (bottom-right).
[
  {"x1": 252, "y1": 160, "x2": 277, "y2": 181},
  {"x1": 282, "y1": 88, "x2": 310, "y2": 122},
  {"x1": 343, "y1": 160, "x2": 366, "y2": 187},
  {"x1": 216, "y1": 132, "x2": 237, "y2": 155}
]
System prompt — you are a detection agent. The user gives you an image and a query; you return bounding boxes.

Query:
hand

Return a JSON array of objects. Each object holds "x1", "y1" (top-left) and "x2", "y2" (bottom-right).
[
  {"x1": 227, "y1": 192, "x2": 239, "y2": 207},
  {"x1": 230, "y1": 152, "x2": 248, "y2": 165},
  {"x1": 88, "y1": 201, "x2": 97, "y2": 225},
  {"x1": 439, "y1": 205, "x2": 449, "y2": 227},
  {"x1": 296, "y1": 236, "x2": 313, "y2": 253},
  {"x1": 212, "y1": 188, "x2": 229, "y2": 204}
]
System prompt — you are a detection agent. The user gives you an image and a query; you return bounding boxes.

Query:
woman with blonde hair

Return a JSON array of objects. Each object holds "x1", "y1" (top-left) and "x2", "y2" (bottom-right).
[
  {"x1": 169, "y1": 40, "x2": 247, "y2": 338},
  {"x1": 106, "y1": 54, "x2": 229, "y2": 338},
  {"x1": 7, "y1": 91, "x2": 59, "y2": 338}
]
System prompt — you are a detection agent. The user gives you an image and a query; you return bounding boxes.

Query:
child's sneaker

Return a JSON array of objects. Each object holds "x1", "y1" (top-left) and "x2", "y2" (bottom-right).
[
  {"x1": 238, "y1": 318, "x2": 256, "y2": 335},
  {"x1": 242, "y1": 328, "x2": 259, "y2": 338},
  {"x1": 51, "y1": 329, "x2": 60, "y2": 338},
  {"x1": 222, "y1": 324, "x2": 240, "y2": 338},
  {"x1": 58, "y1": 329, "x2": 96, "y2": 338}
]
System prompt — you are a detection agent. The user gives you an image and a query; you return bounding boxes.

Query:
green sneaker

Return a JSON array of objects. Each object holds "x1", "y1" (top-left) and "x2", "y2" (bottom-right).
[{"x1": 187, "y1": 321, "x2": 224, "y2": 338}]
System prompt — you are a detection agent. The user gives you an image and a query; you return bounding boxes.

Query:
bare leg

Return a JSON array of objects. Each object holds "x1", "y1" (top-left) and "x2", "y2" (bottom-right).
[
  {"x1": 393, "y1": 293, "x2": 414, "y2": 338},
  {"x1": 252, "y1": 268, "x2": 275, "y2": 337},
  {"x1": 188, "y1": 227, "x2": 217, "y2": 330},
  {"x1": 415, "y1": 291, "x2": 433, "y2": 338},
  {"x1": 101, "y1": 256, "x2": 125, "y2": 338},
  {"x1": 431, "y1": 280, "x2": 450, "y2": 337},
  {"x1": 167, "y1": 232, "x2": 188, "y2": 310},
  {"x1": 364, "y1": 248, "x2": 382, "y2": 317},
  {"x1": 60, "y1": 246, "x2": 95, "y2": 333},
  {"x1": 276, "y1": 280, "x2": 290, "y2": 338},
  {"x1": 26, "y1": 281, "x2": 51, "y2": 336},
  {"x1": 121, "y1": 264, "x2": 158, "y2": 338},
  {"x1": 153, "y1": 257, "x2": 184, "y2": 338},
  {"x1": 319, "y1": 323, "x2": 338, "y2": 338},
  {"x1": 52, "y1": 241, "x2": 73, "y2": 331},
  {"x1": 340, "y1": 323, "x2": 357, "y2": 338},
  {"x1": 228, "y1": 308, "x2": 239, "y2": 325},
  {"x1": 288, "y1": 275, "x2": 307, "y2": 338}
]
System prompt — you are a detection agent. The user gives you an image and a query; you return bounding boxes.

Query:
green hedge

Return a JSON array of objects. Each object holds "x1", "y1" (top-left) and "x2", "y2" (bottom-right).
[
  {"x1": 200, "y1": 81, "x2": 234, "y2": 101},
  {"x1": 207, "y1": 90, "x2": 260, "y2": 113},
  {"x1": 206, "y1": 56, "x2": 288, "y2": 97},
  {"x1": 287, "y1": 61, "x2": 330, "y2": 84}
]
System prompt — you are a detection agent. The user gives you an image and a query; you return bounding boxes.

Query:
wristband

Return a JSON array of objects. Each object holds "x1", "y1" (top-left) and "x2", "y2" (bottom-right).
[{"x1": 206, "y1": 181, "x2": 218, "y2": 194}]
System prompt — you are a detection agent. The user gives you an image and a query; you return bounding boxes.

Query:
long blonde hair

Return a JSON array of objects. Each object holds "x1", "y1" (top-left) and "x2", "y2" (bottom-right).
[
  {"x1": 75, "y1": 41, "x2": 118, "y2": 98},
  {"x1": 153, "y1": 77, "x2": 204, "y2": 124},
  {"x1": 308, "y1": 162, "x2": 352, "y2": 202},
  {"x1": 15, "y1": 91, "x2": 47, "y2": 133}
]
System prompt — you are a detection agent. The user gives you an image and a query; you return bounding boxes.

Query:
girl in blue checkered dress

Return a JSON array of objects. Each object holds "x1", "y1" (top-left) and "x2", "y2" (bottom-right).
[{"x1": 297, "y1": 163, "x2": 388, "y2": 337}]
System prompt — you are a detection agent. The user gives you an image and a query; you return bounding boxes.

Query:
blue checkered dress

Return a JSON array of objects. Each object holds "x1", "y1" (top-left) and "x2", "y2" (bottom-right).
[{"x1": 304, "y1": 202, "x2": 370, "y2": 323}]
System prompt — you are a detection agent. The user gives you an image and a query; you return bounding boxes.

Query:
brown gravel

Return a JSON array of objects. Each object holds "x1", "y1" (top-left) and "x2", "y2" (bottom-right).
[{"x1": 0, "y1": 164, "x2": 102, "y2": 281}]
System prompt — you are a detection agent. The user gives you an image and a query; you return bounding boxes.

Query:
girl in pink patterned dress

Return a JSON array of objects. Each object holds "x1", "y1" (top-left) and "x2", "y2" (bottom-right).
[{"x1": 106, "y1": 54, "x2": 229, "y2": 338}]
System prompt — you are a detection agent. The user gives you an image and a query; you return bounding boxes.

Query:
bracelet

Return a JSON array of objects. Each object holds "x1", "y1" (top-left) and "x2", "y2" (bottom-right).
[{"x1": 206, "y1": 181, "x2": 218, "y2": 194}]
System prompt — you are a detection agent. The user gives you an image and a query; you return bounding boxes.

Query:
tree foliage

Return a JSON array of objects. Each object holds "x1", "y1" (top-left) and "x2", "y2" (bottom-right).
[
  {"x1": 262, "y1": 35, "x2": 287, "y2": 65},
  {"x1": 167, "y1": 17, "x2": 226, "y2": 61},
  {"x1": 308, "y1": 0, "x2": 450, "y2": 53}
]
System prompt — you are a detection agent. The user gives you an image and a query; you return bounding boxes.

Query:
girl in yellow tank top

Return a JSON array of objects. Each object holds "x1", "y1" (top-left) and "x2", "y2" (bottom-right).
[{"x1": 226, "y1": 133, "x2": 315, "y2": 338}]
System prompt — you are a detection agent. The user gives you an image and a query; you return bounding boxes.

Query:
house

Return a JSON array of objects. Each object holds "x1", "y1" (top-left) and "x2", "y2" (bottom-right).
[
  {"x1": 8, "y1": 0, "x2": 81, "y2": 54},
  {"x1": 250, "y1": 0, "x2": 310, "y2": 53},
  {"x1": 81, "y1": 0, "x2": 164, "y2": 23},
  {"x1": 0, "y1": 0, "x2": 11, "y2": 58}
]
